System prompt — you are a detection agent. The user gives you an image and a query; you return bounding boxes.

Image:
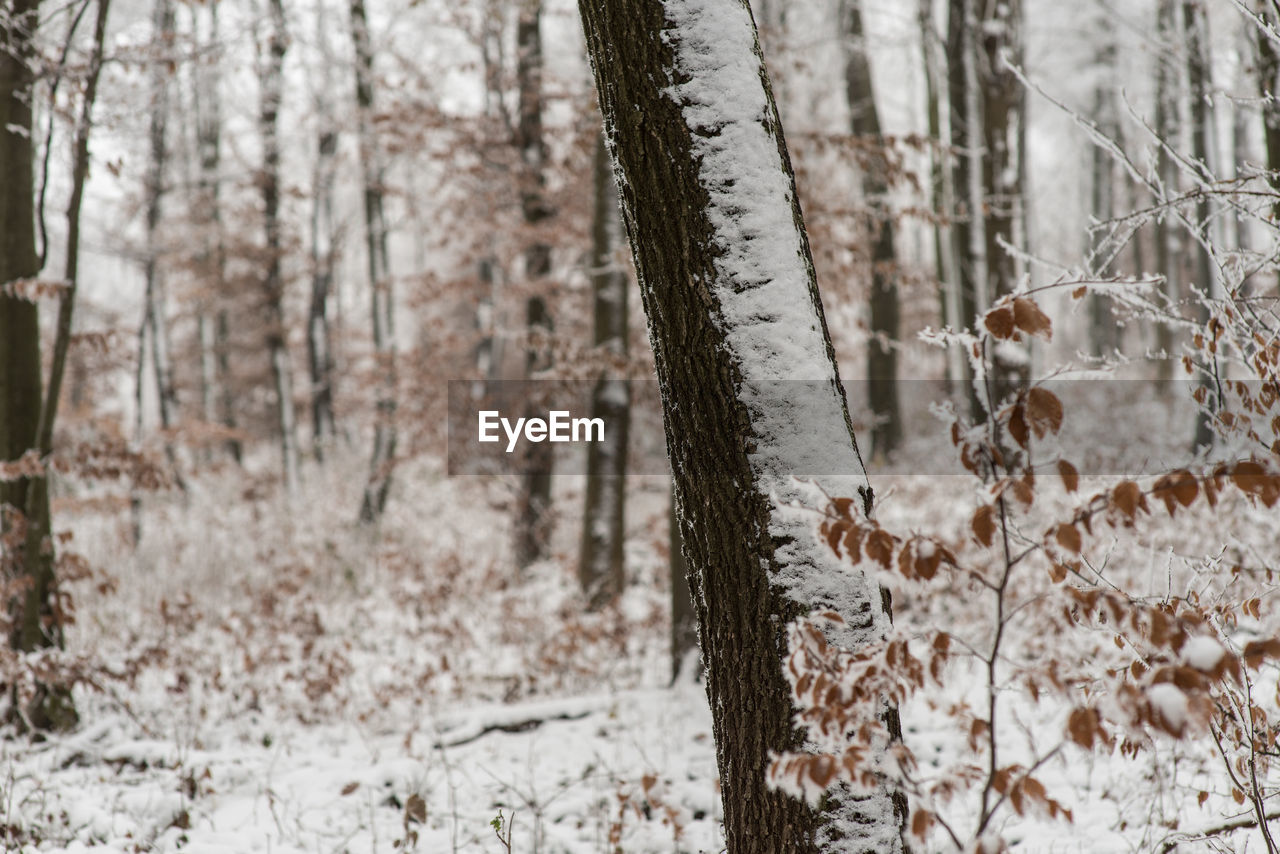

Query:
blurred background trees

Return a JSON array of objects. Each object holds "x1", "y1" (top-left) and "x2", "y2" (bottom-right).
[{"x1": 2, "y1": 0, "x2": 1280, "y2": 734}]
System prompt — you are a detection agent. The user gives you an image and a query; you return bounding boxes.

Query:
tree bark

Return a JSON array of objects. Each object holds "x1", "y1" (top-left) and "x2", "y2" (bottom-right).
[
  {"x1": 513, "y1": 0, "x2": 555, "y2": 567},
  {"x1": 947, "y1": 0, "x2": 984, "y2": 420},
  {"x1": 1154, "y1": 0, "x2": 1181, "y2": 383},
  {"x1": 1185, "y1": 0, "x2": 1216, "y2": 451},
  {"x1": 668, "y1": 484, "x2": 698, "y2": 683},
  {"x1": 1258, "y1": 0, "x2": 1280, "y2": 251},
  {"x1": 977, "y1": 0, "x2": 1028, "y2": 411},
  {"x1": 307, "y1": 0, "x2": 338, "y2": 458},
  {"x1": 351, "y1": 0, "x2": 397, "y2": 523},
  {"x1": 578, "y1": 133, "x2": 629, "y2": 609},
  {"x1": 841, "y1": 0, "x2": 901, "y2": 460},
  {"x1": 257, "y1": 0, "x2": 299, "y2": 496},
  {"x1": 576, "y1": 0, "x2": 904, "y2": 849}
]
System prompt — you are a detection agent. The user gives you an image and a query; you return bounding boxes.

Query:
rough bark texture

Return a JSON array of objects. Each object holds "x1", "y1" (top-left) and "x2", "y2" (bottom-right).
[
  {"x1": 578, "y1": 134, "x2": 629, "y2": 609},
  {"x1": 576, "y1": 0, "x2": 903, "y2": 849},
  {"x1": 513, "y1": 0, "x2": 555, "y2": 567},
  {"x1": 841, "y1": 0, "x2": 901, "y2": 460},
  {"x1": 351, "y1": 0, "x2": 397, "y2": 523}
]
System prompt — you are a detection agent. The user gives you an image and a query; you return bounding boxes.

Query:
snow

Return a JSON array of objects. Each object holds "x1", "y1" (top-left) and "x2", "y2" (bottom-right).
[
  {"x1": 660, "y1": 0, "x2": 897, "y2": 848},
  {"x1": 1182, "y1": 636, "x2": 1224, "y2": 672},
  {"x1": 1148, "y1": 683, "x2": 1190, "y2": 733}
]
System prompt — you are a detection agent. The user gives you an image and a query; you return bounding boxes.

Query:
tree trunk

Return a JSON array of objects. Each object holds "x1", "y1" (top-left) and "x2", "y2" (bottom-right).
[
  {"x1": 1154, "y1": 0, "x2": 1181, "y2": 383},
  {"x1": 307, "y1": 0, "x2": 338, "y2": 459},
  {"x1": 259, "y1": 0, "x2": 300, "y2": 496},
  {"x1": 668, "y1": 484, "x2": 698, "y2": 683},
  {"x1": 1088, "y1": 36, "x2": 1119, "y2": 358},
  {"x1": 513, "y1": 0, "x2": 555, "y2": 567},
  {"x1": 578, "y1": 134, "x2": 629, "y2": 609},
  {"x1": 919, "y1": 0, "x2": 964, "y2": 391},
  {"x1": 1185, "y1": 0, "x2": 1216, "y2": 451},
  {"x1": 351, "y1": 0, "x2": 397, "y2": 523},
  {"x1": 947, "y1": 0, "x2": 984, "y2": 420},
  {"x1": 977, "y1": 0, "x2": 1028, "y2": 412},
  {"x1": 576, "y1": 0, "x2": 905, "y2": 849},
  {"x1": 142, "y1": 0, "x2": 185, "y2": 487},
  {"x1": 841, "y1": 0, "x2": 901, "y2": 460}
]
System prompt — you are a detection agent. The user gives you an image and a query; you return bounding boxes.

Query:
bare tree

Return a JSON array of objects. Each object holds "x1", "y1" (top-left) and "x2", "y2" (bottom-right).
[
  {"x1": 576, "y1": 0, "x2": 905, "y2": 848},
  {"x1": 307, "y1": 0, "x2": 338, "y2": 458}
]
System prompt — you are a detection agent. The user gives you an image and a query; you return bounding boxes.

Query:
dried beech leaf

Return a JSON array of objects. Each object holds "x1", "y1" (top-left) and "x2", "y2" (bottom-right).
[
  {"x1": 972, "y1": 505, "x2": 996, "y2": 547},
  {"x1": 1013, "y1": 297, "x2": 1052, "y2": 340},
  {"x1": 1054, "y1": 523, "x2": 1081, "y2": 554},
  {"x1": 1026, "y1": 388, "x2": 1064, "y2": 437},
  {"x1": 984, "y1": 304, "x2": 1017, "y2": 340},
  {"x1": 1058, "y1": 460, "x2": 1079, "y2": 493}
]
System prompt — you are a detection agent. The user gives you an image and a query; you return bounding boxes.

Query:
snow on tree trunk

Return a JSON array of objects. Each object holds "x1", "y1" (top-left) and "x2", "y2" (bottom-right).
[
  {"x1": 1184, "y1": 0, "x2": 1216, "y2": 452},
  {"x1": 576, "y1": 0, "x2": 905, "y2": 849},
  {"x1": 1154, "y1": 0, "x2": 1182, "y2": 383},
  {"x1": 307, "y1": 0, "x2": 338, "y2": 459}
]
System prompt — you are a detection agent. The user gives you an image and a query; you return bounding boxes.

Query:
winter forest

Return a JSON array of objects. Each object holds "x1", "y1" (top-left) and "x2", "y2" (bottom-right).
[{"x1": 3, "y1": 0, "x2": 1280, "y2": 849}]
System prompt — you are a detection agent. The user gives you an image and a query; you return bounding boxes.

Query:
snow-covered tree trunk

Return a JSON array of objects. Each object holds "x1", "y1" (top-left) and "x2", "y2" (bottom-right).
[
  {"x1": 577, "y1": 134, "x2": 629, "y2": 609},
  {"x1": 258, "y1": 0, "x2": 300, "y2": 497},
  {"x1": 351, "y1": 0, "x2": 398, "y2": 523},
  {"x1": 668, "y1": 485, "x2": 698, "y2": 682},
  {"x1": 576, "y1": 0, "x2": 905, "y2": 849},
  {"x1": 840, "y1": 0, "x2": 901, "y2": 460}
]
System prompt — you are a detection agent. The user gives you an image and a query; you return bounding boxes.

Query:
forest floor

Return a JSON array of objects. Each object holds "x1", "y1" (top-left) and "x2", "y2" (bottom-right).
[{"x1": 3, "y1": 402, "x2": 1278, "y2": 852}]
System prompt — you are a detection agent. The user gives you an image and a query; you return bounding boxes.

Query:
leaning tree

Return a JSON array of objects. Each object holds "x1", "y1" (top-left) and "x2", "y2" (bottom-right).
[{"x1": 575, "y1": 0, "x2": 905, "y2": 849}]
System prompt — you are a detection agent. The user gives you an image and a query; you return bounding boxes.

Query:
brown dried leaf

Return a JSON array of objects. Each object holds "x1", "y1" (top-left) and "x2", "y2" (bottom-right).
[
  {"x1": 1110, "y1": 481, "x2": 1146, "y2": 520},
  {"x1": 972, "y1": 505, "x2": 996, "y2": 547},
  {"x1": 1026, "y1": 388, "x2": 1064, "y2": 437},
  {"x1": 1057, "y1": 460, "x2": 1079, "y2": 492},
  {"x1": 865, "y1": 529, "x2": 894, "y2": 568},
  {"x1": 984, "y1": 304, "x2": 1017, "y2": 340},
  {"x1": 1054, "y1": 523, "x2": 1081, "y2": 554},
  {"x1": 1013, "y1": 297, "x2": 1052, "y2": 340},
  {"x1": 1007, "y1": 403, "x2": 1029, "y2": 449},
  {"x1": 404, "y1": 793, "x2": 427, "y2": 825}
]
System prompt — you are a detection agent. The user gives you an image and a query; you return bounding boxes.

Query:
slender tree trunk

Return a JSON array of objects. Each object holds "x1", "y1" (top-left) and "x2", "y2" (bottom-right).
[
  {"x1": 1154, "y1": 0, "x2": 1181, "y2": 382},
  {"x1": 576, "y1": 0, "x2": 905, "y2": 848},
  {"x1": 578, "y1": 134, "x2": 629, "y2": 610},
  {"x1": 258, "y1": 0, "x2": 300, "y2": 495},
  {"x1": 1089, "y1": 37, "x2": 1119, "y2": 358},
  {"x1": 947, "y1": 0, "x2": 984, "y2": 420},
  {"x1": 196, "y1": 2, "x2": 239, "y2": 462},
  {"x1": 668, "y1": 484, "x2": 698, "y2": 683},
  {"x1": 307, "y1": 0, "x2": 337, "y2": 458},
  {"x1": 920, "y1": 0, "x2": 963, "y2": 390},
  {"x1": 1185, "y1": 0, "x2": 1216, "y2": 451},
  {"x1": 978, "y1": 0, "x2": 1027, "y2": 412},
  {"x1": 351, "y1": 0, "x2": 397, "y2": 523},
  {"x1": 143, "y1": 0, "x2": 185, "y2": 487},
  {"x1": 841, "y1": 0, "x2": 901, "y2": 459},
  {"x1": 513, "y1": 0, "x2": 555, "y2": 567},
  {"x1": 1257, "y1": 0, "x2": 1280, "y2": 292}
]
